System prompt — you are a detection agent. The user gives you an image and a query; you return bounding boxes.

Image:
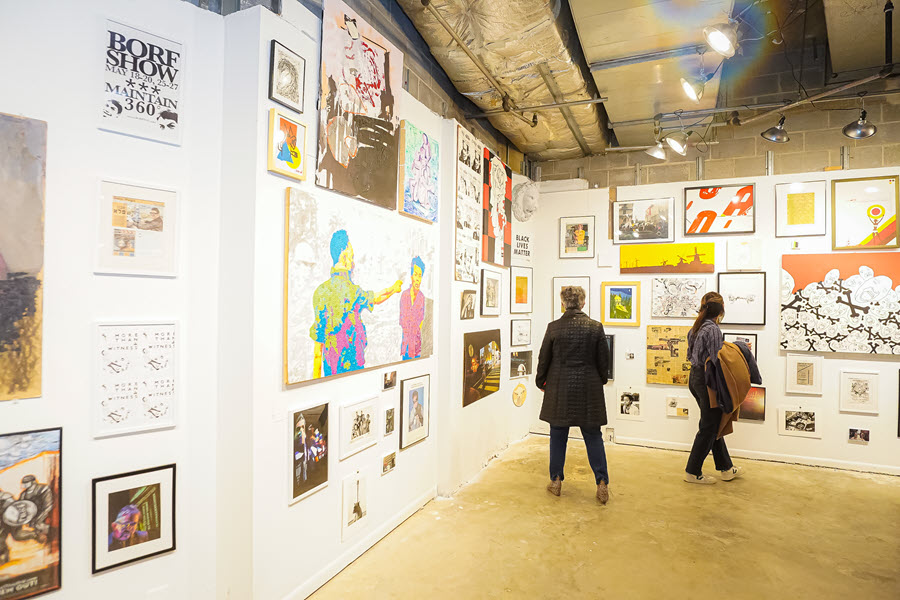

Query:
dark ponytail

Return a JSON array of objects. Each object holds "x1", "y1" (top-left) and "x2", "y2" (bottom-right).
[{"x1": 690, "y1": 292, "x2": 725, "y2": 337}]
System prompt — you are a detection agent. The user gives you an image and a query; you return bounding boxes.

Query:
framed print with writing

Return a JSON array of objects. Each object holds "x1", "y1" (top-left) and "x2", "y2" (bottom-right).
[
  {"x1": 839, "y1": 370, "x2": 879, "y2": 414},
  {"x1": 785, "y1": 354, "x2": 823, "y2": 395},
  {"x1": 717, "y1": 272, "x2": 765, "y2": 325},
  {"x1": 600, "y1": 281, "x2": 640, "y2": 327},
  {"x1": 269, "y1": 40, "x2": 306, "y2": 113},
  {"x1": 684, "y1": 184, "x2": 755, "y2": 235},
  {"x1": 612, "y1": 198, "x2": 674, "y2": 244},
  {"x1": 510, "y1": 266, "x2": 533, "y2": 313},
  {"x1": 832, "y1": 175, "x2": 898, "y2": 250},
  {"x1": 775, "y1": 180, "x2": 827, "y2": 237},
  {"x1": 551, "y1": 276, "x2": 591, "y2": 320},
  {"x1": 400, "y1": 375, "x2": 430, "y2": 449},
  {"x1": 480, "y1": 269, "x2": 502, "y2": 316},
  {"x1": 559, "y1": 216, "x2": 595, "y2": 258},
  {"x1": 267, "y1": 108, "x2": 307, "y2": 181},
  {"x1": 289, "y1": 403, "x2": 328, "y2": 504},
  {"x1": 511, "y1": 319, "x2": 531, "y2": 347}
]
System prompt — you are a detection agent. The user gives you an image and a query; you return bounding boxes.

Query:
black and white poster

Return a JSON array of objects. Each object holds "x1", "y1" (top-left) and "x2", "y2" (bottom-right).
[{"x1": 101, "y1": 20, "x2": 184, "y2": 145}]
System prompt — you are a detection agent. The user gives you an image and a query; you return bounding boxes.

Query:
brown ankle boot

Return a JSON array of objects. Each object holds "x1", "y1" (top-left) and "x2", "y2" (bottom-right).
[
  {"x1": 547, "y1": 478, "x2": 562, "y2": 496},
  {"x1": 597, "y1": 481, "x2": 609, "y2": 504}
]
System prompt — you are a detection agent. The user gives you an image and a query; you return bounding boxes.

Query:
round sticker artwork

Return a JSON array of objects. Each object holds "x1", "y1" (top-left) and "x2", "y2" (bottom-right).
[{"x1": 512, "y1": 383, "x2": 527, "y2": 407}]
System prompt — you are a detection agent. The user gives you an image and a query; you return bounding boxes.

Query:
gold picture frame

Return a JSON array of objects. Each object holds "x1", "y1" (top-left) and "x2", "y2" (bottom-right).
[
  {"x1": 267, "y1": 108, "x2": 307, "y2": 181},
  {"x1": 600, "y1": 281, "x2": 641, "y2": 328}
]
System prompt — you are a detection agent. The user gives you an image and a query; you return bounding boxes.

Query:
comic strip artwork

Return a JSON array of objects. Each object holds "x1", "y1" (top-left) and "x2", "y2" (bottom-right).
[
  {"x1": 316, "y1": 0, "x2": 402, "y2": 209},
  {"x1": 398, "y1": 120, "x2": 439, "y2": 223},
  {"x1": 645, "y1": 325, "x2": 691, "y2": 386},
  {"x1": 684, "y1": 184, "x2": 755, "y2": 235},
  {"x1": 455, "y1": 125, "x2": 483, "y2": 282},
  {"x1": 482, "y1": 148, "x2": 512, "y2": 268}
]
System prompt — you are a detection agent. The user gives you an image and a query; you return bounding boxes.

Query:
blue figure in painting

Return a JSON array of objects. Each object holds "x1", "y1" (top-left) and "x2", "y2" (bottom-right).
[{"x1": 399, "y1": 256, "x2": 426, "y2": 360}]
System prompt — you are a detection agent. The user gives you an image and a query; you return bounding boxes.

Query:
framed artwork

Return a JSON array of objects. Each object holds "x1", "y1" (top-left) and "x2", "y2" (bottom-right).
[
  {"x1": 512, "y1": 382, "x2": 527, "y2": 407},
  {"x1": 832, "y1": 175, "x2": 899, "y2": 250},
  {"x1": 398, "y1": 120, "x2": 439, "y2": 223},
  {"x1": 778, "y1": 407, "x2": 821, "y2": 438},
  {"x1": 339, "y1": 397, "x2": 377, "y2": 460},
  {"x1": 510, "y1": 266, "x2": 533, "y2": 313},
  {"x1": 725, "y1": 239, "x2": 762, "y2": 271},
  {"x1": 616, "y1": 389, "x2": 643, "y2": 421},
  {"x1": 723, "y1": 332, "x2": 757, "y2": 358},
  {"x1": 480, "y1": 269, "x2": 502, "y2": 316},
  {"x1": 482, "y1": 148, "x2": 512, "y2": 267},
  {"x1": 383, "y1": 406, "x2": 395, "y2": 436},
  {"x1": 741, "y1": 386, "x2": 766, "y2": 421},
  {"x1": 94, "y1": 322, "x2": 178, "y2": 438},
  {"x1": 460, "y1": 290, "x2": 476, "y2": 320},
  {"x1": 684, "y1": 184, "x2": 755, "y2": 235},
  {"x1": 839, "y1": 370, "x2": 879, "y2": 414},
  {"x1": 645, "y1": 325, "x2": 691, "y2": 385},
  {"x1": 383, "y1": 371, "x2": 397, "y2": 391},
  {"x1": 341, "y1": 470, "x2": 368, "y2": 542},
  {"x1": 454, "y1": 125, "x2": 484, "y2": 282},
  {"x1": 848, "y1": 428, "x2": 870, "y2": 445},
  {"x1": 510, "y1": 351, "x2": 532, "y2": 379},
  {"x1": 620, "y1": 242, "x2": 715, "y2": 274},
  {"x1": 666, "y1": 396, "x2": 691, "y2": 418},
  {"x1": 289, "y1": 403, "x2": 328, "y2": 504},
  {"x1": 0, "y1": 427, "x2": 61, "y2": 598},
  {"x1": 400, "y1": 375, "x2": 430, "y2": 449},
  {"x1": 0, "y1": 114, "x2": 45, "y2": 402},
  {"x1": 269, "y1": 40, "x2": 306, "y2": 113},
  {"x1": 612, "y1": 197, "x2": 674, "y2": 244},
  {"x1": 780, "y1": 253, "x2": 900, "y2": 354},
  {"x1": 267, "y1": 108, "x2": 307, "y2": 181},
  {"x1": 462, "y1": 330, "x2": 501, "y2": 407},
  {"x1": 717, "y1": 272, "x2": 765, "y2": 325},
  {"x1": 511, "y1": 319, "x2": 531, "y2": 347},
  {"x1": 317, "y1": 0, "x2": 401, "y2": 209},
  {"x1": 605, "y1": 334, "x2": 615, "y2": 381},
  {"x1": 551, "y1": 276, "x2": 591, "y2": 321},
  {"x1": 650, "y1": 277, "x2": 706, "y2": 318},
  {"x1": 100, "y1": 21, "x2": 183, "y2": 145},
  {"x1": 95, "y1": 180, "x2": 177, "y2": 277},
  {"x1": 382, "y1": 452, "x2": 396, "y2": 475},
  {"x1": 92, "y1": 464, "x2": 175, "y2": 574},
  {"x1": 775, "y1": 180, "x2": 827, "y2": 237},
  {"x1": 785, "y1": 354, "x2": 823, "y2": 395},
  {"x1": 559, "y1": 216, "x2": 596, "y2": 258},
  {"x1": 600, "y1": 281, "x2": 640, "y2": 328}
]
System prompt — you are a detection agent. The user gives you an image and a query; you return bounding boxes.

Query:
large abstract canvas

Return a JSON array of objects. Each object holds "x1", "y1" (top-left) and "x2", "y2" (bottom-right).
[
  {"x1": 645, "y1": 325, "x2": 691, "y2": 386},
  {"x1": 455, "y1": 125, "x2": 483, "y2": 282},
  {"x1": 482, "y1": 148, "x2": 512, "y2": 268},
  {"x1": 684, "y1": 184, "x2": 755, "y2": 235},
  {"x1": 620, "y1": 242, "x2": 715, "y2": 274},
  {"x1": 463, "y1": 329, "x2": 501, "y2": 407},
  {"x1": 780, "y1": 253, "x2": 900, "y2": 354},
  {"x1": 0, "y1": 113, "x2": 45, "y2": 402},
  {"x1": 316, "y1": 0, "x2": 401, "y2": 209},
  {"x1": 398, "y1": 120, "x2": 439, "y2": 223},
  {"x1": 284, "y1": 188, "x2": 435, "y2": 385}
]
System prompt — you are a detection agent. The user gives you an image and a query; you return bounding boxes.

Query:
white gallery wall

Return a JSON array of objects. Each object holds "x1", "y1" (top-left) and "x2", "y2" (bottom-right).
[{"x1": 530, "y1": 169, "x2": 900, "y2": 475}]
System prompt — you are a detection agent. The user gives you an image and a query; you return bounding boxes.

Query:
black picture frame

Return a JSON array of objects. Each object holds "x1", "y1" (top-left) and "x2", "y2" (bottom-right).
[
  {"x1": 605, "y1": 334, "x2": 615, "y2": 381},
  {"x1": 723, "y1": 332, "x2": 758, "y2": 358},
  {"x1": 684, "y1": 183, "x2": 756, "y2": 236},
  {"x1": 480, "y1": 269, "x2": 501, "y2": 316},
  {"x1": 510, "y1": 319, "x2": 531, "y2": 347},
  {"x1": 268, "y1": 40, "x2": 306, "y2": 114},
  {"x1": 717, "y1": 272, "x2": 766, "y2": 325}
]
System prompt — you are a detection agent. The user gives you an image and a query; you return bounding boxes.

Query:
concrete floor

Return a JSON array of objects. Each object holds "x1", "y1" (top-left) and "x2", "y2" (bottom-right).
[{"x1": 311, "y1": 436, "x2": 900, "y2": 599}]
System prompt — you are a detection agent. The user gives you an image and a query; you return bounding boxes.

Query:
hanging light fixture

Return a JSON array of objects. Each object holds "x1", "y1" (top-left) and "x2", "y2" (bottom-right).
[
  {"x1": 680, "y1": 76, "x2": 706, "y2": 103},
  {"x1": 665, "y1": 130, "x2": 691, "y2": 156},
  {"x1": 760, "y1": 115, "x2": 790, "y2": 143},
  {"x1": 645, "y1": 141, "x2": 667, "y2": 160},
  {"x1": 703, "y1": 22, "x2": 739, "y2": 58},
  {"x1": 843, "y1": 109, "x2": 877, "y2": 139}
]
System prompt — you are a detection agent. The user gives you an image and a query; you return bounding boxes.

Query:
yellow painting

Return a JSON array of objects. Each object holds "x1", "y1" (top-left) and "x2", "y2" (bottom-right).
[
  {"x1": 786, "y1": 192, "x2": 816, "y2": 225},
  {"x1": 515, "y1": 276, "x2": 528, "y2": 303},
  {"x1": 620, "y1": 242, "x2": 715, "y2": 273},
  {"x1": 646, "y1": 325, "x2": 691, "y2": 386}
]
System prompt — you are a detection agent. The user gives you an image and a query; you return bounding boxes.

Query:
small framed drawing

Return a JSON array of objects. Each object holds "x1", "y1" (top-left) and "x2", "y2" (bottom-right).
[
  {"x1": 741, "y1": 386, "x2": 766, "y2": 421},
  {"x1": 832, "y1": 175, "x2": 899, "y2": 250},
  {"x1": 382, "y1": 452, "x2": 396, "y2": 475},
  {"x1": 289, "y1": 403, "x2": 328, "y2": 504},
  {"x1": 95, "y1": 180, "x2": 178, "y2": 277},
  {"x1": 605, "y1": 334, "x2": 615, "y2": 381},
  {"x1": 339, "y1": 397, "x2": 377, "y2": 460},
  {"x1": 723, "y1": 332, "x2": 757, "y2": 358},
  {"x1": 600, "y1": 281, "x2": 640, "y2": 327},
  {"x1": 383, "y1": 406, "x2": 395, "y2": 436},
  {"x1": 511, "y1": 319, "x2": 531, "y2": 346},
  {"x1": 785, "y1": 354, "x2": 823, "y2": 395},
  {"x1": 726, "y1": 239, "x2": 762, "y2": 271},
  {"x1": 839, "y1": 370, "x2": 879, "y2": 414},
  {"x1": 93, "y1": 321, "x2": 178, "y2": 438},
  {"x1": 267, "y1": 108, "x2": 307, "y2": 181},
  {"x1": 684, "y1": 184, "x2": 755, "y2": 235},
  {"x1": 612, "y1": 197, "x2": 675, "y2": 244},
  {"x1": 92, "y1": 464, "x2": 176, "y2": 574},
  {"x1": 510, "y1": 266, "x2": 533, "y2": 313},
  {"x1": 616, "y1": 389, "x2": 643, "y2": 421},
  {"x1": 269, "y1": 40, "x2": 306, "y2": 113},
  {"x1": 481, "y1": 269, "x2": 502, "y2": 316},
  {"x1": 341, "y1": 470, "x2": 368, "y2": 542},
  {"x1": 400, "y1": 375, "x2": 430, "y2": 449},
  {"x1": 775, "y1": 180, "x2": 827, "y2": 237},
  {"x1": 460, "y1": 290, "x2": 476, "y2": 320},
  {"x1": 510, "y1": 350, "x2": 532, "y2": 379},
  {"x1": 552, "y1": 276, "x2": 591, "y2": 320},
  {"x1": 559, "y1": 215, "x2": 595, "y2": 258},
  {"x1": 778, "y1": 406, "x2": 821, "y2": 438},
  {"x1": 717, "y1": 272, "x2": 765, "y2": 325}
]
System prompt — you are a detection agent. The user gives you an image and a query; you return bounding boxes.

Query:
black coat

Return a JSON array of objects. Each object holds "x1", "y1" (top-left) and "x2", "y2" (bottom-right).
[{"x1": 536, "y1": 309, "x2": 609, "y2": 428}]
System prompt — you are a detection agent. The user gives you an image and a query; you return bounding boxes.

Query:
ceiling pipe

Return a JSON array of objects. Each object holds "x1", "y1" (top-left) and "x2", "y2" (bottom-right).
[
  {"x1": 605, "y1": 141, "x2": 719, "y2": 153},
  {"x1": 589, "y1": 44, "x2": 708, "y2": 72},
  {"x1": 466, "y1": 96, "x2": 607, "y2": 119}
]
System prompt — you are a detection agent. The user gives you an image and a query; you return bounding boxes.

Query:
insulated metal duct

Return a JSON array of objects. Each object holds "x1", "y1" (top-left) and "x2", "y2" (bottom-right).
[{"x1": 397, "y1": 0, "x2": 609, "y2": 160}]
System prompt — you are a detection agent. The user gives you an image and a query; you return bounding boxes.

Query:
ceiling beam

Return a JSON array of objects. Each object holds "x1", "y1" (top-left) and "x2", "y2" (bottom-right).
[
  {"x1": 589, "y1": 44, "x2": 707, "y2": 72},
  {"x1": 537, "y1": 63, "x2": 592, "y2": 156}
]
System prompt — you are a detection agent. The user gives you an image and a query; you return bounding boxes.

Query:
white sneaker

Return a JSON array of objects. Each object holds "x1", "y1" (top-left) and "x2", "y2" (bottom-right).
[
  {"x1": 683, "y1": 473, "x2": 716, "y2": 485},
  {"x1": 719, "y1": 466, "x2": 743, "y2": 482}
]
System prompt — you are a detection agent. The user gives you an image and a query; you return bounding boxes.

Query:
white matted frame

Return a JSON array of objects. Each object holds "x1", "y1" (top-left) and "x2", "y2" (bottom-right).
[
  {"x1": 339, "y1": 397, "x2": 378, "y2": 460},
  {"x1": 559, "y1": 215, "x2": 596, "y2": 258},
  {"x1": 832, "y1": 175, "x2": 899, "y2": 250},
  {"x1": 400, "y1": 374, "x2": 430, "y2": 449},
  {"x1": 785, "y1": 354, "x2": 823, "y2": 395},
  {"x1": 775, "y1": 180, "x2": 827, "y2": 237},
  {"x1": 511, "y1": 319, "x2": 531, "y2": 346},
  {"x1": 723, "y1": 332, "x2": 757, "y2": 358},
  {"x1": 341, "y1": 470, "x2": 369, "y2": 542},
  {"x1": 718, "y1": 272, "x2": 766, "y2": 325},
  {"x1": 480, "y1": 268, "x2": 502, "y2": 316},
  {"x1": 839, "y1": 370, "x2": 879, "y2": 414},
  {"x1": 778, "y1": 406, "x2": 821, "y2": 438},
  {"x1": 552, "y1": 276, "x2": 591, "y2": 320},
  {"x1": 612, "y1": 197, "x2": 675, "y2": 244},
  {"x1": 510, "y1": 266, "x2": 533, "y2": 313}
]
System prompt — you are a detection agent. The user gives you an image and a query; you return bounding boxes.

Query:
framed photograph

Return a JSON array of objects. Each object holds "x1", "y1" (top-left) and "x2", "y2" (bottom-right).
[
  {"x1": 778, "y1": 406, "x2": 821, "y2": 438},
  {"x1": 460, "y1": 289, "x2": 476, "y2": 320},
  {"x1": 666, "y1": 396, "x2": 691, "y2": 418},
  {"x1": 0, "y1": 428, "x2": 61, "y2": 598},
  {"x1": 341, "y1": 470, "x2": 368, "y2": 542},
  {"x1": 400, "y1": 375, "x2": 430, "y2": 449},
  {"x1": 832, "y1": 175, "x2": 899, "y2": 250},
  {"x1": 269, "y1": 40, "x2": 306, "y2": 113},
  {"x1": 93, "y1": 321, "x2": 178, "y2": 438},
  {"x1": 848, "y1": 428, "x2": 870, "y2": 445},
  {"x1": 511, "y1": 319, "x2": 531, "y2": 347},
  {"x1": 616, "y1": 389, "x2": 643, "y2": 421},
  {"x1": 605, "y1": 334, "x2": 615, "y2": 381},
  {"x1": 95, "y1": 180, "x2": 178, "y2": 277},
  {"x1": 384, "y1": 406, "x2": 395, "y2": 436},
  {"x1": 551, "y1": 276, "x2": 591, "y2": 320},
  {"x1": 717, "y1": 272, "x2": 765, "y2": 325},
  {"x1": 559, "y1": 216, "x2": 596, "y2": 258},
  {"x1": 651, "y1": 277, "x2": 706, "y2": 318},
  {"x1": 785, "y1": 354, "x2": 823, "y2": 395},
  {"x1": 512, "y1": 382, "x2": 527, "y2": 407},
  {"x1": 775, "y1": 180, "x2": 827, "y2": 237},
  {"x1": 741, "y1": 386, "x2": 766, "y2": 421},
  {"x1": 339, "y1": 397, "x2": 377, "y2": 460},
  {"x1": 480, "y1": 269, "x2": 502, "y2": 316},
  {"x1": 382, "y1": 452, "x2": 396, "y2": 475},
  {"x1": 289, "y1": 403, "x2": 328, "y2": 504},
  {"x1": 612, "y1": 197, "x2": 674, "y2": 244},
  {"x1": 839, "y1": 370, "x2": 879, "y2": 414},
  {"x1": 723, "y1": 332, "x2": 757, "y2": 358},
  {"x1": 600, "y1": 281, "x2": 641, "y2": 328},
  {"x1": 726, "y1": 239, "x2": 762, "y2": 271},
  {"x1": 510, "y1": 266, "x2": 533, "y2": 313},
  {"x1": 383, "y1": 371, "x2": 397, "y2": 391},
  {"x1": 510, "y1": 350, "x2": 532, "y2": 379},
  {"x1": 267, "y1": 108, "x2": 307, "y2": 181},
  {"x1": 684, "y1": 184, "x2": 755, "y2": 235},
  {"x1": 92, "y1": 464, "x2": 175, "y2": 574},
  {"x1": 463, "y1": 330, "x2": 501, "y2": 407}
]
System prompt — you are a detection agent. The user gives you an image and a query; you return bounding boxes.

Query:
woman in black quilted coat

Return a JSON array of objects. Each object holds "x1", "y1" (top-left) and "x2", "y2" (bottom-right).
[{"x1": 536, "y1": 285, "x2": 611, "y2": 504}]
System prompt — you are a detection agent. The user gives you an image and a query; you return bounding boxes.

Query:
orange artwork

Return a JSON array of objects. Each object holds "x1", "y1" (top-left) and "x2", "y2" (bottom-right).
[
  {"x1": 620, "y1": 242, "x2": 715, "y2": 273},
  {"x1": 515, "y1": 276, "x2": 528, "y2": 303}
]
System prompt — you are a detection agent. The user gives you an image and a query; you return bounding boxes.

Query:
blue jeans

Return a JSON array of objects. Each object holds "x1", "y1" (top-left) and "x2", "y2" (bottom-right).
[
  {"x1": 549, "y1": 426, "x2": 609, "y2": 485},
  {"x1": 685, "y1": 367, "x2": 733, "y2": 476}
]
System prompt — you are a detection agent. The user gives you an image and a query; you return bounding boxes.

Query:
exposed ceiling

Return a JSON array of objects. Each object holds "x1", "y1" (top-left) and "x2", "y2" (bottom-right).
[{"x1": 824, "y1": 0, "x2": 900, "y2": 74}]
